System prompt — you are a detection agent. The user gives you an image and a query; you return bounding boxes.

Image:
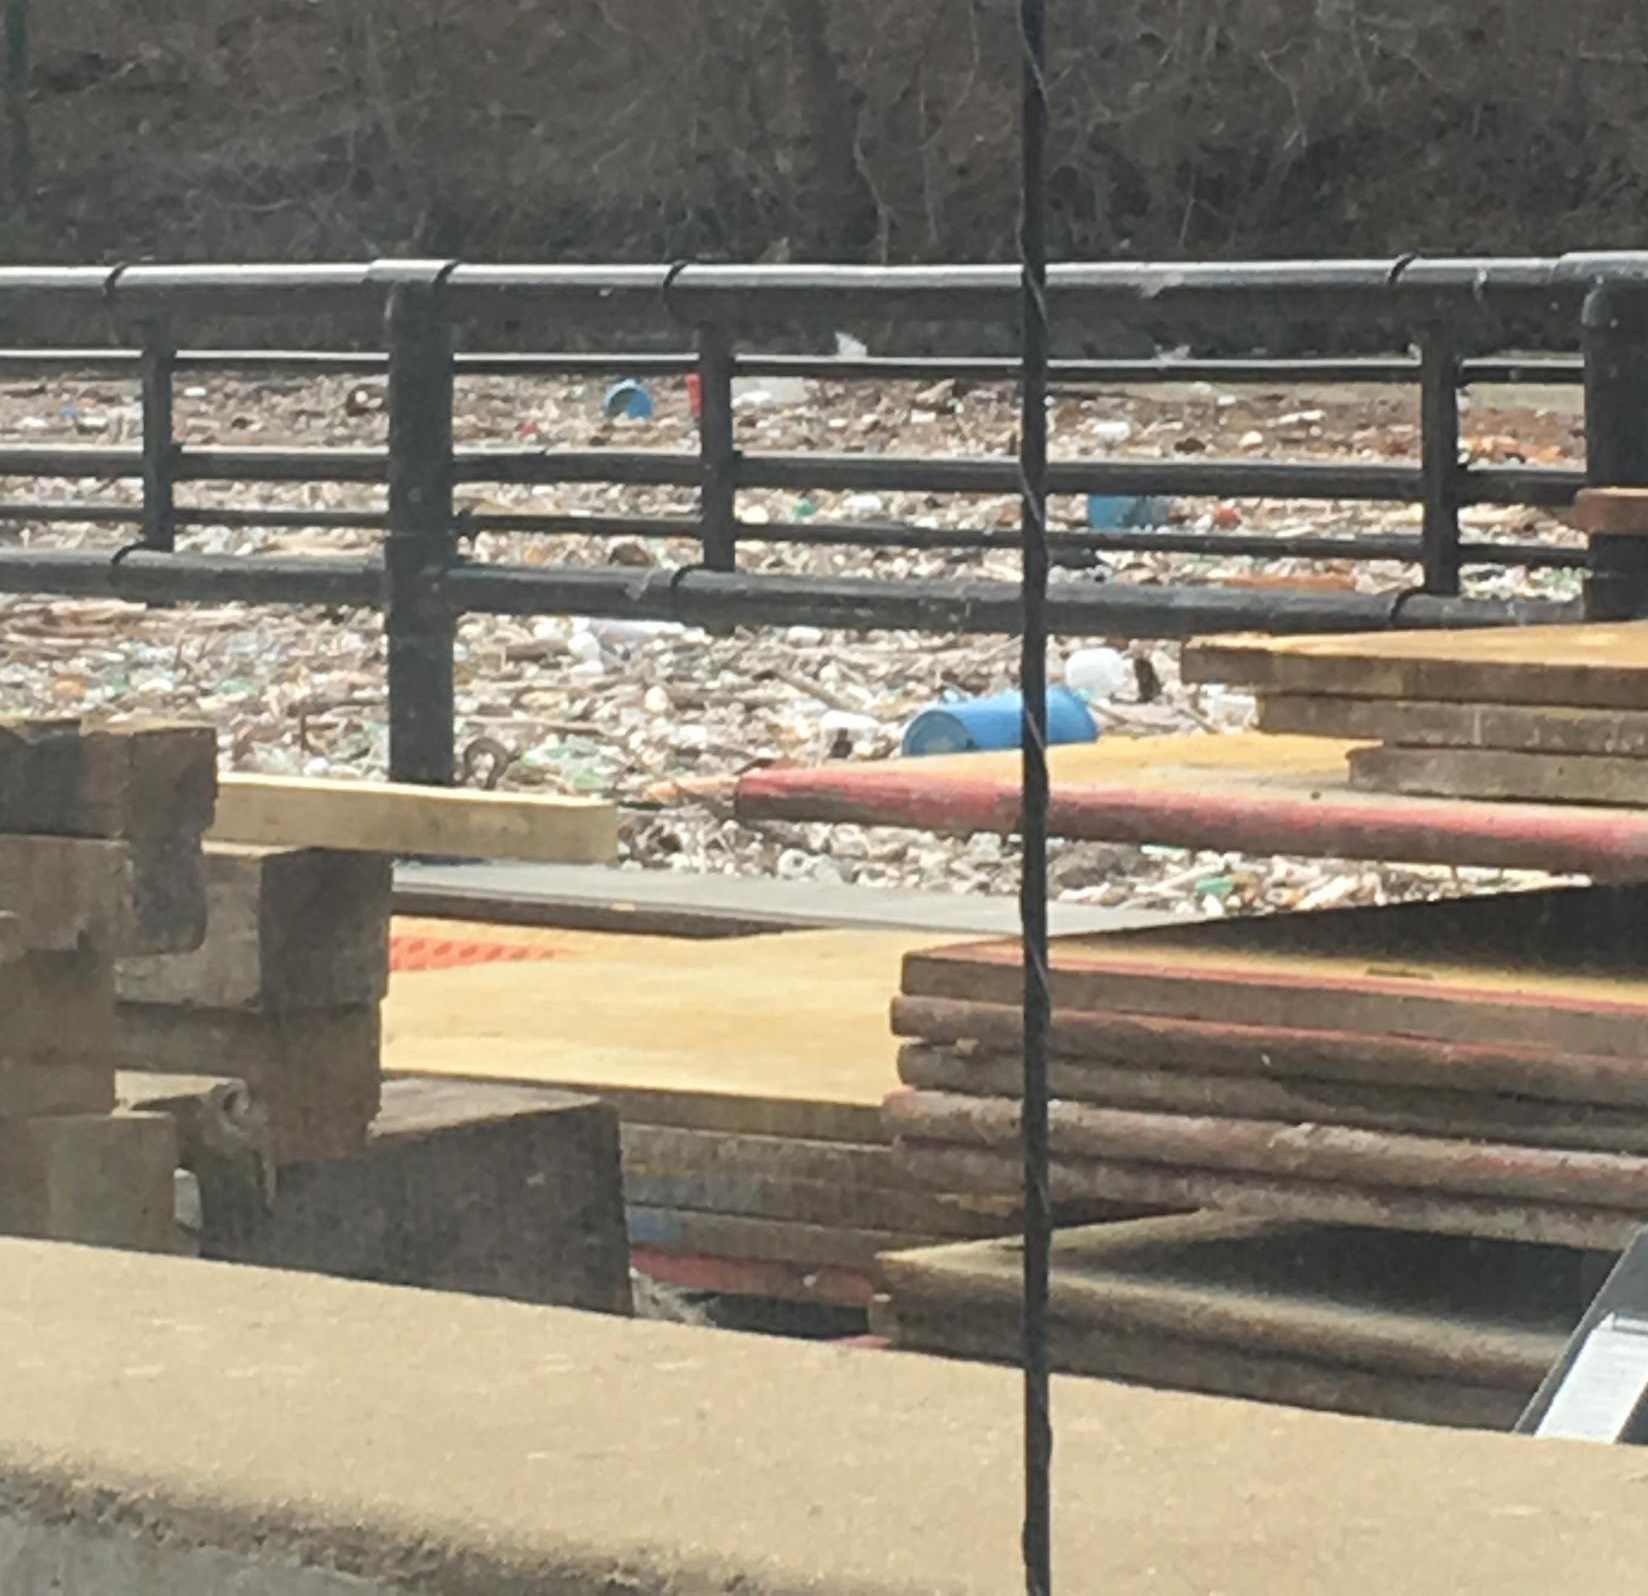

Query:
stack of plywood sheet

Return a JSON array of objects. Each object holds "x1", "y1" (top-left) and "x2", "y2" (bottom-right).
[
  {"x1": 1183, "y1": 620, "x2": 1648, "y2": 806},
  {"x1": 875, "y1": 1215, "x2": 1584, "y2": 1430},
  {"x1": 115, "y1": 845, "x2": 391, "y2": 1163},
  {"x1": 382, "y1": 929, "x2": 1058, "y2": 1308},
  {"x1": 0, "y1": 717, "x2": 218, "y2": 1252},
  {"x1": 887, "y1": 884, "x2": 1648, "y2": 1252}
]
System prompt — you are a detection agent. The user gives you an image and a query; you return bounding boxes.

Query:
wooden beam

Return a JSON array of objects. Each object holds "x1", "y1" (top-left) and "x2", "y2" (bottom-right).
[
  {"x1": 1568, "y1": 487, "x2": 1648, "y2": 536},
  {"x1": 209, "y1": 774, "x2": 619, "y2": 864}
]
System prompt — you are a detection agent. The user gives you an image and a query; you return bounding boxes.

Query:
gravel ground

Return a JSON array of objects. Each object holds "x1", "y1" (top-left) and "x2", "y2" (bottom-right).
[{"x1": 0, "y1": 362, "x2": 1592, "y2": 917}]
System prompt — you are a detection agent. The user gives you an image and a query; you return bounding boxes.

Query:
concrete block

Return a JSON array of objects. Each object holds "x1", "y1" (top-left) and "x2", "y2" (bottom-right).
[
  {"x1": 0, "y1": 1112, "x2": 178, "y2": 1252},
  {"x1": 117, "y1": 846, "x2": 390, "y2": 1011},
  {"x1": 204, "y1": 1077, "x2": 631, "y2": 1314},
  {"x1": 116, "y1": 1003, "x2": 380, "y2": 1164},
  {"x1": 5, "y1": 1240, "x2": 1648, "y2": 1595}
]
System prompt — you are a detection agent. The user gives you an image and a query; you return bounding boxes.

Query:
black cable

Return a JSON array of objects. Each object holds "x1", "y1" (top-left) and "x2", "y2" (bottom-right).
[{"x1": 1016, "y1": 0, "x2": 1054, "y2": 1592}]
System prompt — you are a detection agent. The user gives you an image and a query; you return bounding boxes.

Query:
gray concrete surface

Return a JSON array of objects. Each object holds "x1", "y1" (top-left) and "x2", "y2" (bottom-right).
[
  {"x1": 393, "y1": 861, "x2": 1171, "y2": 939},
  {"x1": 0, "y1": 1238, "x2": 1645, "y2": 1595}
]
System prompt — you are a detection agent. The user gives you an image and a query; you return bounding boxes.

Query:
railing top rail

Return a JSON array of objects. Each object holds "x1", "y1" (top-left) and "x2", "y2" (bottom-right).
[{"x1": 2, "y1": 253, "x2": 1648, "y2": 319}]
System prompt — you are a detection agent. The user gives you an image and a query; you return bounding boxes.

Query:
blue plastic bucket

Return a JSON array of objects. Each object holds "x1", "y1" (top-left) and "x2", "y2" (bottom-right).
[
  {"x1": 901, "y1": 687, "x2": 1098, "y2": 757},
  {"x1": 1086, "y1": 493, "x2": 1170, "y2": 530}
]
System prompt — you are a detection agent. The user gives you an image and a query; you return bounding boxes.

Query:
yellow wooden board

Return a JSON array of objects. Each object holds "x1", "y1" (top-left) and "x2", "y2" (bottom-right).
[
  {"x1": 1183, "y1": 622, "x2": 1648, "y2": 708},
  {"x1": 383, "y1": 928, "x2": 947, "y2": 1143},
  {"x1": 211, "y1": 774, "x2": 618, "y2": 864}
]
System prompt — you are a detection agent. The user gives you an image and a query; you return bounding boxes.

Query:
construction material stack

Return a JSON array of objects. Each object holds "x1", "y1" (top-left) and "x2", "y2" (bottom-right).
[
  {"x1": 879, "y1": 884, "x2": 1648, "y2": 1422},
  {"x1": 115, "y1": 844, "x2": 391, "y2": 1164},
  {"x1": 0, "y1": 716, "x2": 217, "y2": 1253},
  {"x1": 1184, "y1": 619, "x2": 1648, "y2": 806}
]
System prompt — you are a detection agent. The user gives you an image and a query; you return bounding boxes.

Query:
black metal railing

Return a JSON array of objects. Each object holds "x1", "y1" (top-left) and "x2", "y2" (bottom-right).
[{"x1": 0, "y1": 254, "x2": 1637, "y2": 781}]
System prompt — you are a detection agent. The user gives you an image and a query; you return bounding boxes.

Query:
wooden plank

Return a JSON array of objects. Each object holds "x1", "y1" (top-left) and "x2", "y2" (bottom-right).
[
  {"x1": 623, "y1": 1170, "x2": 1010, "y2": 1238},
  {"x1": 0, "y1": 834, "x2": 204, "y2": 955},
  {"x1": 897, "y1": 1139, "x2": 1645, "y2": 1250},
  {"x1": 1349, "y1": 744, "x2": 1648, "y2": 807},
  {"x1": 878, "y1": 1216, "x2": 1576, "y2": 1388},
  {"x1": 736, "y1": 732, "x2": 1648, "y2": 874},
  {"x1": 1, "y1": 948, "x2": 115, "y2": 1063},
  {"x1": 0, "y1": 1059, "x2": 116, "y2": 1118},
  {"x1": 882, "y1": 1302, "x2": 1532, "y2": 1432},
  {"x1": 116, "y1": 1002, "x2": 380, "y2": 1165},
  {"x1": 885, "y1": 1088, "x2": 1648, "y2": 1210},
  {"x1": 892, "y1": 993, "x2": 1648, "y2": 1107},
  {"x1": 1258, "y1": 692, "x2": 1648, "y2": 758},
  {"x1": 1568, "y1": 487, "x2": 1648, "y2": 536},
  {"x1": 896, "y1": 1043, "x2": 1648, "y2": 1154},
  {"x1": 626, "y1": 1207, "x2": 932, "y2": 1269},
  {"x1": 211, "y1": 773, "x2": 618, "y2": 864},
  {"x1": 1181, "y1": 622, "x2": 1648, "y2": 708},
  {"x1": 620, "y1": 1124, "x2": 914, "y2": 1190},
  {"x1": 0, "y1": 1111, "x2": 179, "y2": 1253},
  {"x1": 117, "y1": 846, "x2": 390, "y2": 1011},
  {"x1": 900, "y1": 892, "x2": 1648, "y2": 1059},
  {"x1": 0, "y1": 717, "x2": 215, "y2": 841}
]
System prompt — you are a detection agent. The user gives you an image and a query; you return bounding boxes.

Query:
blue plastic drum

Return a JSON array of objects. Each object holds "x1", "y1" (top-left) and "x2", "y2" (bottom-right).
[{"x1": 901, "y1": 687, "x2": 1098, "y2": 757}]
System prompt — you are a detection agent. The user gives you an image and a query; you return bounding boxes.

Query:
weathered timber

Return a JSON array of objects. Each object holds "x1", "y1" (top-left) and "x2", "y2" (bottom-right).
[
  {"x1": 884, "y1": 1089, "x2": 1648, "y2": 1209},
  {"x1": 1349, "y1": 744, "x2": 1648, "y2": 807},
  {"x1": 116, "y1": 1002, "x2": 380, "y2": 1164},
  {"x1": 116, "y1": 846, "x2": 390, "y2": 1010},
  {"x1": 0, "y1": 1059, "x2": 116, "y2": 1118},
  {"x1": 896, "y1": 1043, "x2": 1648, "y2": 1154},
  {"x1": 1, "y1": 948, "x2": 115, "y2": 1063},
  {"x1": 881, "y1": 1301, "x2": 1532, "y2": 1432},
  {"x1": 896, "y1": 1139, "x2": 1643, "y2": 1250},
  {"x1": 1257, "y1": 692, "x2": 1648, "y2": 758},
  {"x1": 202, "y1": 1078, "x2": 632, "y2": 1315},
  {"x1": 889, "y1": 994, "x2": 1648, "y2": 1108},
  {"x1": 878, "y1": 1216, "x2": 1578, "y2": 1388},
  {"x1": 0, "y1": 834, "x2": 205, "y2": 955},
  {"x1": 1182, "y1": 622, "x2": 1648, "y2": 708},
  {"x1": 0, "y1": 717, "x2": 215, "y2": 840},
  {"x1": 0, "y1": 1111, "x2": 178, "y2": 1252}
]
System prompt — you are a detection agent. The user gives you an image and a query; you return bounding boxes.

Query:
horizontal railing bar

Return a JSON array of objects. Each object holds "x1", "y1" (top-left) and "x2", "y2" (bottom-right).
[
  {"x1": 0, "y1": 443, "x2": 1585, "y2": 508},
  {"x1": 0, "y1": 348, "x2": 1589, "y2": 387},
  {"x1": 444, "y1": 563, "x2": 1577, "y2": 637},
  {"x1": 0, "y1": 499, "x2": 1588, "y2": 570},
  {"x1": 0, "y1": 548, "x2": 383, "y2": 605},
  {"x1": 0, "y1": 254, "x2": 1642, "y2": 321},
  {"x1": 0, "y1": 547, "x2": 1574, "y2": 636}
]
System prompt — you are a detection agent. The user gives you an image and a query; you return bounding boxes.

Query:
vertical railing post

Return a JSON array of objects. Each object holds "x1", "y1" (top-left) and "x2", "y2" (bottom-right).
[
  {"x1": 1418, "y1": 331, "x2": 1462, "y2": 596},
  {"x1": 384, "y1": 279, "x2": 457, "y2": 786},
  {"x1": 1582, "y1": 282, "x2": 1648, "y2": 621},
  {"x1": 696, "y1": 324, "x2": 738, "y2": 571},
  {"x1": 139, "y1": 329, "x2": 177, "y2": 553}
]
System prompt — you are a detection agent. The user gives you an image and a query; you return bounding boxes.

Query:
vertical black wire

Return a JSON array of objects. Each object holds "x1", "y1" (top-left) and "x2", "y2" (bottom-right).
[{"x1": 1017, "y1": 0, "x2": 1054, "y2": 1592}]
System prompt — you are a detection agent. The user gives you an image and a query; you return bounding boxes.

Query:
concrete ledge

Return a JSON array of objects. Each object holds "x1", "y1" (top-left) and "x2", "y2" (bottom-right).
[{"x1": 0, "y1": 1239, "x2": 1643, "y2": 1595}]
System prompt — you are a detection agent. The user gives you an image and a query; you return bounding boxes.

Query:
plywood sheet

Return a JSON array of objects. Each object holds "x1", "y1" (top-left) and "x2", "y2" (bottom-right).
[
  {"x1": 1350, "y1": 745, "x2": 1648, "y2": 807},
  {"x1": 1182, "y1": 622, "x2": 1648, "y2": 708},
  {"x1": 383, "y1": 929, "x2": 945, "y2": 1143},
  {"x1": 896, "y1": 1042, "x2": 1648, "y2": 1153},
  {"x1": 1258, "y1": 692, "x2": 1648, "y2": 757},
  {"x1": 898, "y1": 1140, "x2": 1642, "y2": 1250},
  {"x1": 900, "y1": 886, "x2": 1648, "y2": 1059}
]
